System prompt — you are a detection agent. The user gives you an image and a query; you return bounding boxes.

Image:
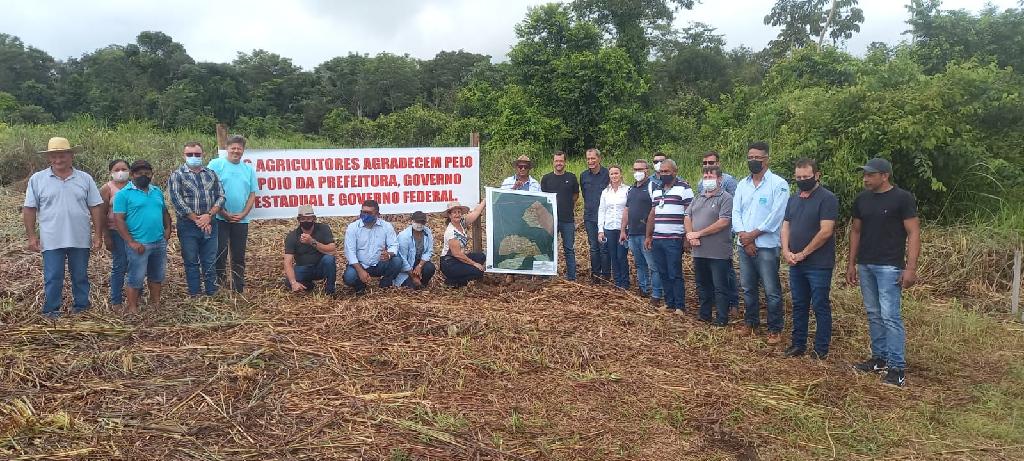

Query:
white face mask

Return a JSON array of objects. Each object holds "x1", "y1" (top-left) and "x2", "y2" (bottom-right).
[
  {"x1": 633, "y1": 171, "x2": 645, "y2": 182},
  {"x1": 653, "y1": 161, "x2": 662, "y2": 172},
  {"x1": 111, "y1": 171, "x2": 129, "y2": 182},
  {"x1": 702, "y1": 178, "x2": 718, "y2": 191},
  {"x1": 412, "y1": 223, "x2": 425, "y2": 231}
]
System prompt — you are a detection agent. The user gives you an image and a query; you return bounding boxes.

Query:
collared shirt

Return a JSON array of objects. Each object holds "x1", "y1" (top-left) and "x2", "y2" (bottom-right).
[
  {"x1": 785, "y1": 186, "x2": 839, "y2": 269},
  {"x1": 112, "y1": 182, "x2": 166, "y2": 244},
  {"x1": 689, "y1": 190, "x2": 733, "y2": 259},
  {"x1": 500, "y1": 175, "x2": 541, "y2": 192},
  {"x1": 597, "y1": 184, "x2": 629, "y2": 231},
  {"x1": 23, "y1": 167, "x2": 103, "y2": 251},
  {"x1": 625, "y1": 178, "x2": 652, "y2": 236},
  {"x1": 732, "y1": 169, "x2": 790, "y2": 248},
  {"x1": 395, "y1": 225, "x2": 434, "y2": 286},
  {"x1": 208, "y1": 158, "x2": 258, "y2": 223},
  {"x1": 651, "y1": 182, "x2": 694, "y2": 238},
  {"x1": 580, "y1": 166, "x2": 609, "y2": 222},
  {"x1": 167, "y1": 164, "x2": 225, "y2": 218},
  {"x1": 344, "y1": 218, "x2": 398, "y2": 268},
  {"x1": 696, "y1": 172, "x2": 738, "y2": 196}
]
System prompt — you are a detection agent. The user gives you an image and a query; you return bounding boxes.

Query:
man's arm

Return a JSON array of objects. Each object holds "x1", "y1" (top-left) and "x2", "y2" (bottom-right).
[
  {"x1": 162, "y1": 207, "x2": 172, "y2": 241},
  {"x1": 238, "y1": 191, "x2": 256, "y2": 220},
  {"x1": 644, "y1": 207, "x2": 656, "y2": 250},
  {"x1": 846, "y1": 218, "x2": 862, "y2": 286},
  {"x1": 23, "y1": 207, "x2": 39, "y2": 251},
  {"x1": 167, "y1": 172, "x2": 194, "y2": 217},
  {"x1": 902, "y1": 217, "x2": 921, "y2": 288},
  {"x1": 344, "y1": 225, "x2": 361, "y2": 268},
  {"x1": 796, "y1": 220, "x2": 836, "y2": 262},
  {"x1": 90, "y1": 205, "x2": 105, "y2": 250}
]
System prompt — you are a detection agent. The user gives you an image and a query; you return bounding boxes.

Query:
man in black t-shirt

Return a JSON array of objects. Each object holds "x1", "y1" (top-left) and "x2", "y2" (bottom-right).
[
  {"x1": 781, "y1": 158, "x2": 838, "y2": 360},
  {"x1": 283, "y1": 205, "x2": 338, "y2": 295},
  {"x1": 540, "y1": 151, "x2": 580, "y2": 281},
  {"x1": 847, "y1": 158, "x2": 921, "y2": 388}
]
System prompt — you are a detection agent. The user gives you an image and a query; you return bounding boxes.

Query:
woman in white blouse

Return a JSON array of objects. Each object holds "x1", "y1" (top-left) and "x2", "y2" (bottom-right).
[{"x1": 597, "y1": 165, "x2": 630, "y2": 289}]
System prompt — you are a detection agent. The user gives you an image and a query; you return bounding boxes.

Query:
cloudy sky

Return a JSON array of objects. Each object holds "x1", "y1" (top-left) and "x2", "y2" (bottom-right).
[{"x1": 1, "y1": 0, "x2": 1017, "y2": 68}]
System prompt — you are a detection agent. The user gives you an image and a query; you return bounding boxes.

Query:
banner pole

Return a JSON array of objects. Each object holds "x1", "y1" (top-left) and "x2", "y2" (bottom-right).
[
  {"x1": 216, "y1": 123, "x2": 228, "y2": 150},
  {"x1": 470, "y1": 132, "x2": 482, "y2": 253}
]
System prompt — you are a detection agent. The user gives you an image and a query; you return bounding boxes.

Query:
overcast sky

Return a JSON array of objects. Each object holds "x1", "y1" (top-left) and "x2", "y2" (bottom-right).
[{"x1": 1, "y1": 0, "x2": 1017, "y2": 69}]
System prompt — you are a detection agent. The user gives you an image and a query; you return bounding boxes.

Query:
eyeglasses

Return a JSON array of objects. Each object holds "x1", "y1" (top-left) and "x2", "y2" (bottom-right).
[
  {"x1": 516, "y1": 164, "x2": 530, "y2": 169},
  {"x1": 633, "y1": 168, "x2": 647, "y2": 171},
  {"x1": 702, "y1": 161, "x2": 717, "y2": 166},
  {"x1": 185, "y1": 152, "x2": 203, "y2": 158}
]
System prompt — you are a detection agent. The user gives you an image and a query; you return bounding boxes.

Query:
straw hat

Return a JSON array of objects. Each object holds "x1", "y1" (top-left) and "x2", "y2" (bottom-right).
[
  {"x1": 444, "y1": 200, "x2": 470, "y2": 215},
  {"x1": 297, "y1": 204, "x2": 316, "y2": 217},
  {"x1": 512, "y1": 154, "x2": 532, "y2": 167},
  {"x1": 37, "y1": 137, "x2": 80, "y2": 155}
]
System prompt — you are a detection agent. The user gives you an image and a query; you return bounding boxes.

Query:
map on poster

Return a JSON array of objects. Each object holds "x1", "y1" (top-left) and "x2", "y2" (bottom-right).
[{"x1": 484, "y1": 187, "x2": 558, "y2": 276}]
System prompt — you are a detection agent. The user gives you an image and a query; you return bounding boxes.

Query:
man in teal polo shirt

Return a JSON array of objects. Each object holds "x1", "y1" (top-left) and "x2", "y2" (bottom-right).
[
  {"x1": 208, "y1": 134, "x2": 258, "y2": 293},
  {"x1": 113, "y1": 160, "x2": 172, "y2": 314}
]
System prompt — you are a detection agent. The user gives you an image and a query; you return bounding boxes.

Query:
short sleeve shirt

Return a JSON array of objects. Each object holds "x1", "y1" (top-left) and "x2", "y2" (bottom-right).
[
  {"x1": 625, "y1": 178, "x2": 653, "y2": 236},
  {"x1": 852, "y1": 187, "x2": 917, "y2": 268},
  {"x1": 23, "y1": 168, "x2": 103, "y2": 251},
  {"x1": 284, "y1": 223, "x2": 335, "y2": 266},
  {"x1": 208, "y1": 158, "x2": 258, "y2": 223},
  {"x1": 651, "y1": 183, "x2": 694, "y2": 238},
  {"x1": 541, "y1": 172, "x2": 579, "y2": 224},
  {"x1": 784, "y1": 186, "x2": 839, "y2": 269},
  {"x1": 689, "y1": 190, "x2": 733, "y2": 259},
  {"x1": 112, "y1": 183, "x2": 167, "y2": 244},
  {"x1": 441, "y1": 220, "x2": 469, "y2": 257}
]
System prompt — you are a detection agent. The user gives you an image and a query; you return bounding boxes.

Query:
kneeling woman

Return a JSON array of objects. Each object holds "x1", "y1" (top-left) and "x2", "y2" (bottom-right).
[{"x1": 440, "y1": 200, "x2": 486, "y2": 287}]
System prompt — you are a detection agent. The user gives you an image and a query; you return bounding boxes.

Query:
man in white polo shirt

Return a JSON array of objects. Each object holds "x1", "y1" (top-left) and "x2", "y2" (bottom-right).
[
  {"x1": 22, "y1": 137, "x2": 104, "y2": 317},
  {"x1": 644, "y1": 159, "x2": 694, "y2": 314}
]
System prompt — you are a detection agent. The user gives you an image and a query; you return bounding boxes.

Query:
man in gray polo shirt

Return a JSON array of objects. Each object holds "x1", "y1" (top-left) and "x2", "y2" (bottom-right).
[
  {"x1": 685, "y1": 165, "x2": 734, "y2": 326},
  {"x1": 23, "y1": 137, "x2": 104, "y2": 317}
]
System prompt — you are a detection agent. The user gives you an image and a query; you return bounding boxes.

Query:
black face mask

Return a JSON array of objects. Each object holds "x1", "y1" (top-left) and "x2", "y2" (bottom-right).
[
  {"x1": 796, "y1": 178, "x2": 817, "y2": 192},
  {"x1": 299, "y1": 221, "x2": 315, "y2": 231},
  {"x1": 133, "y1": 175, "x2": 151, "y2": 189},
  {"x1": 747, "y1": 159, "x2": 764, "y2": 175}
]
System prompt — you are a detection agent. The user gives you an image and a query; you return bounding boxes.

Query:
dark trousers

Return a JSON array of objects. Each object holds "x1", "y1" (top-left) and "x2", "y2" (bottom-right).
[
  {"x1": 343, "y1": 256, "x2": 404, "y2": 293},
  {"x1": 694, "y1": 257, "x2": 731, "y2": 324},
  {"x1": 216, "y1": 221, "x2": 249, "y2": 293},
  {"x1": 789, "y1": 265, "x2": 834, "y2": 356},
  {"x1": 441, "y1": 253, "x2": 485, "y2": 287},
  {"x1": 604, "y1": 228, "x2": 630, "y2": 289},
  {"x1": 289, "y1": 254, "x2": 338, "y2": 294},
  {"x1": 651, "y1": 238, "x2": 685, "y2": 310},
  {"x1": 401, "y1": 261, "x2": 437, "y2": 289},
  {"x1": 584, "y1": 220, "x2": 609, "y2": 280}
]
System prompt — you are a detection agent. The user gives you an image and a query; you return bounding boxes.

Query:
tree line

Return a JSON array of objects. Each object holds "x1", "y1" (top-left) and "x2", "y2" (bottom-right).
[{"x1": 1, "y1": 0, "x2": 1023, "y2": 221}]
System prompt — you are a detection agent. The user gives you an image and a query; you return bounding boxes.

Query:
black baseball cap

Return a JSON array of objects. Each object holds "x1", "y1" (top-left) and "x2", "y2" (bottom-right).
[
  {"x1": 410, "y1": 211, "x2": 427, "y2": 223},
  {"x1": 857, "y1": 158, "x2": 892, "y2": 174}
]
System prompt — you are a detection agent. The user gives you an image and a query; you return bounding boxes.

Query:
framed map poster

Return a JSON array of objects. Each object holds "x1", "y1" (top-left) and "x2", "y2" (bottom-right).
[{"x1": 484, "y1": 187, "x2": 558, "y2": 275}]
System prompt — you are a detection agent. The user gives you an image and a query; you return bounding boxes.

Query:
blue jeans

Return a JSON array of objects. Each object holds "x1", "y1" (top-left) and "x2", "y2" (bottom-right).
[
  {"x1": 343, "y1": 255, "x2": 404, "y2": 292},
  {"x1": 651, "y1": 238, "x2": 685, "y2": 310},
  {"x1": 584, "y1": 220, "x2": 609, "y2": 280},
  {"x1": 126, "y1": 239, "x2": 168, "y2": 289},
  {"x1": 694, "y1": 257, "x2": 731, "y2": 324},
  {"x1": 628, "y1": 235, "x2": 662, "y2": 299},
  {"x1": 557, "y1": 222, "x2": 577, "y2": 280},
  {"x1": 789, "y1": 265, "x2": 834, "y2": 356},
  {"x1": 727, "y1": 256, "x2": 740, "y2": 307},
  {"x1": 290, "y1": 254, "x2": 338, "y2": 294},
  {"x1": 109, "y1": 231, "x2": 128, "y2": 305},
  {"x1": 400, "y1": 260, "x2": 436, "y2": 289},
  {"x1": 737, "y1": 246, "x2": 783, "y2": 332},
  {"x1": 604, "y1": 229, "x2": 630, "y2": 289},
  {"x1": 42, "y1": 247, "x2": 91, "y2": 316},
  {"x1": 177, "y1": 219, "x2": 219, "y2": 296},
  {"x1": 858, "y1": 264, "x2": 906, "y2": 370}
]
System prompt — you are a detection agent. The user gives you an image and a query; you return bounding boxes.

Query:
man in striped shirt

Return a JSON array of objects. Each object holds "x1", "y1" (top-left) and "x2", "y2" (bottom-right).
[
  {"x1": 644, "y1": 159, "x2": 694, "y2": 314},
  {"x1": 168, "y1": 141, "x2": 225, "y2": 297}
]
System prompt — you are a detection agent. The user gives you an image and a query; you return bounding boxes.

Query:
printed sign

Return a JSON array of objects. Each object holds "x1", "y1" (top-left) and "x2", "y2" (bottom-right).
[{"x1": 484, "y1": 187, "x2": 558, "y2": 276}]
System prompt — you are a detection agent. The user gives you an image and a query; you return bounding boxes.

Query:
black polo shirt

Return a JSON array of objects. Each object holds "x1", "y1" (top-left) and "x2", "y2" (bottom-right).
[{"x1": 580, "y1": 166, "x2": 609, "y2": 222}]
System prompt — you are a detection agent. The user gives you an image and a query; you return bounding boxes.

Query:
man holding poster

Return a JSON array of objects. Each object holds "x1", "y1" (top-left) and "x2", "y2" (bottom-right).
[{"x1": 343, "y1": 200, "x2": 403, "y2": 294}]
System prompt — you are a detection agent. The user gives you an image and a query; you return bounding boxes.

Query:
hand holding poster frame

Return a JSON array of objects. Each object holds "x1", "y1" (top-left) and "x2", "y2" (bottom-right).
[{"x1": 484, "y1": 187, "x2": 558, "y2": 276}]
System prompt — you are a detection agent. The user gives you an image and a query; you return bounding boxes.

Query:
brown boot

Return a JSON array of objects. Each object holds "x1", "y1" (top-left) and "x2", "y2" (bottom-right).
[
  {"x1": 766, "y1": 332, "x2": 783, "y2": 345},
  {"x1": 733, "y1": 325, "x2": 756, "y2": 337}
]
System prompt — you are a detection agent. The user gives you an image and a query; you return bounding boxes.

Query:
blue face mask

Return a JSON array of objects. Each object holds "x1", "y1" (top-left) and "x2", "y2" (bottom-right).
[
  {"x1": 360, "y1": 212, "x2": 376, "y2": 225},
  {"x1": 185, "y1": 156, "x2": 203, "y2": 167}
]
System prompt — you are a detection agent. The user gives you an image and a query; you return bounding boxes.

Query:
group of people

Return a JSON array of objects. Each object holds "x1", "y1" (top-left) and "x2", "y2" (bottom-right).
[
  {"x1": 521, "y1": 145, "x2": 919, "y2": 388},
  {"x1": 22, "y1": 136, "x2": 920, "y2": 387}
]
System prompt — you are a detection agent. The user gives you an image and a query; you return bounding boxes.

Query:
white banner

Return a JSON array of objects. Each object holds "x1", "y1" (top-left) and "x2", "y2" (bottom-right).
[
  {"x1": 226, "y1": 147, "x2": 479, "y2": 220},
  {"x1": 485, "y1": 187, "x2": 559, "y2": 276}
]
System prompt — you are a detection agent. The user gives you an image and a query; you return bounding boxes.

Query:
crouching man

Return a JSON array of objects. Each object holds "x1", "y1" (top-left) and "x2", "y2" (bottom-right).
[{"x1": 283, "y1": 205, "x2": 337, "y2": 295}]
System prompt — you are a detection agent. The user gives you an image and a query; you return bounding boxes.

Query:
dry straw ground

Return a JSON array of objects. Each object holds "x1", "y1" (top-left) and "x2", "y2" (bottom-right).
[{"x1": 1, "y1": 185, "x2": 1023, "y2": 460}]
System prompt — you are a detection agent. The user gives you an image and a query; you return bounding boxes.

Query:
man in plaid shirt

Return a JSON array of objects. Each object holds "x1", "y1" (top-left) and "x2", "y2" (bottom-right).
[{"x1": 168, "y1": 141, "x2": 225, "y2": 296}]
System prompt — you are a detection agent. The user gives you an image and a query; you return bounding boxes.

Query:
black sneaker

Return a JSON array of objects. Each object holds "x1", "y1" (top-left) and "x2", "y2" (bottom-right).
[
  {"x1": 882, "y1": 368, "x2": 906, "y2": 387},
  {"x1": 809, "y1": 350, "x2": 828, "y2": 360},
  {"x1": 783, "y1": 345, "x2": 805, "y2": 358},
  {"x1": 853, "y1": 357, "x2": 888, "y2": 373}
]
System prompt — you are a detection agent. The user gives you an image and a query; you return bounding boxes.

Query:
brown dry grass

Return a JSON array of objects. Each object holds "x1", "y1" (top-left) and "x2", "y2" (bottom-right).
[{"x1": 2, "y1": 186, "x2": 1024, "y2": 460}]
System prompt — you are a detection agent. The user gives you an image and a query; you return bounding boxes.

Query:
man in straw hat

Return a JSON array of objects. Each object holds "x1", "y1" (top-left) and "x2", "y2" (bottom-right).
[
  {"x1": 283, "y1": 204, "x2": 338, "y2": 295},
  {"x1": 22, "y1": 137, "x2": 104, "y2": 317},
  {"x1": 500, "y1": 155, "x2": 541, "y2": 192}
]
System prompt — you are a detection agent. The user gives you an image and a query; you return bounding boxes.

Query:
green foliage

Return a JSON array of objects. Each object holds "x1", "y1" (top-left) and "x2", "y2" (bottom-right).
[
  {"x1": 764, "y1": 0, "x2": 865, "y2": 58},
  {"x1": 907, "y1": 1, "x2": 1024, "y2": 74}
]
